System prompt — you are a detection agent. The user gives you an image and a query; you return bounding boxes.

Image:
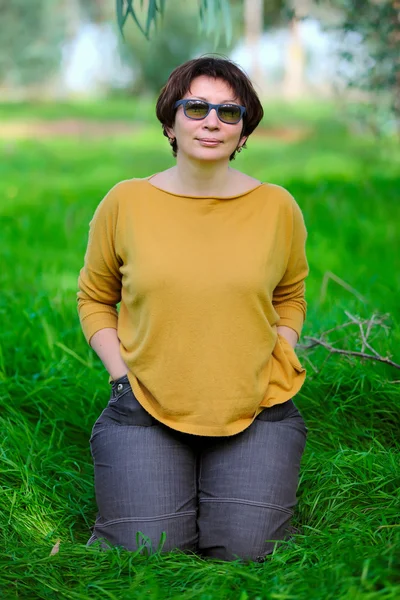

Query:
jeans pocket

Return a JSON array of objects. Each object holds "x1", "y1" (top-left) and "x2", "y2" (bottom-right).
[
  {"x1": 106, "y1": 377, "x2": 156, "y2": 427},
  {"x1": 109, "y1": 375, "x2": 131, "y2": 403}
]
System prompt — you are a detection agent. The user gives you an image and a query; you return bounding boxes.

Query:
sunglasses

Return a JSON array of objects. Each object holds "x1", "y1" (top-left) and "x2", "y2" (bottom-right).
[{"x1": 174, "y1": 99, "x2": 246, "y2": 124}]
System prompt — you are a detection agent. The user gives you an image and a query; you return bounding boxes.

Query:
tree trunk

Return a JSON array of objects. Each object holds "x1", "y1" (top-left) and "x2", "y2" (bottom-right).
[
  {"x1": 244, "y1": 0, "x2": 267, "y2": 98},
  {"x1": 282, "y1": 15, "x2": 306, "y2": 100},
  {"x1": 283, "y1": 0, "x2": 309, "y2": 100}
]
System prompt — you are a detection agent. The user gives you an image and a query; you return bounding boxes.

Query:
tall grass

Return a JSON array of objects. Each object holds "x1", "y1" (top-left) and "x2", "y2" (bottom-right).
[{"x1": 0, "y1": 101, "x2": 399, "y2": 599}]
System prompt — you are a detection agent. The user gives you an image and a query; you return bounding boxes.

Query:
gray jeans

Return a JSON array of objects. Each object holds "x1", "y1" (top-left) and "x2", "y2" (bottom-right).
[{"x1": 88, "y1": 375, "x2": 308, "y2": 563}]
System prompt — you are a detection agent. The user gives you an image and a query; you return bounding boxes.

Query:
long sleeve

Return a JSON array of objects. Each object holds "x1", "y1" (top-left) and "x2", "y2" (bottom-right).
[
  {"x1": 77, "y1": 186, "x2": 122, "y2": 344},
  {"x1": 272, "y1": 197, "x2": 309, "y2": 338}
]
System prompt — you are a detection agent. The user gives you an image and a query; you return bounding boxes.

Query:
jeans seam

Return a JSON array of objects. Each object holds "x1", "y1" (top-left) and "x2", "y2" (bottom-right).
[
  {"x1": 90, "y1": 424, "x2": 157, "y2": 445},
  {"x1": 96, "y1": 511, "x2": 197, "y2": 528},
  {"x1": 198, "y1": 497, "x2": 294, "y2": 515}
]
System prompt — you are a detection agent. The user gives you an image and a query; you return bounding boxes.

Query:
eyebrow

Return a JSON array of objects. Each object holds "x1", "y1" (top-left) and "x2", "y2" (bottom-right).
[{"x1": 190, "y1": 95, "x2": 239, "y2": 104}]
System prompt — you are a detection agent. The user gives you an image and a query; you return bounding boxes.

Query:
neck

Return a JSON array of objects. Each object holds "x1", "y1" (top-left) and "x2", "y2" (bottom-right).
[{"x1": 170, "y1": 155, "x2": 232, "y2": 196}]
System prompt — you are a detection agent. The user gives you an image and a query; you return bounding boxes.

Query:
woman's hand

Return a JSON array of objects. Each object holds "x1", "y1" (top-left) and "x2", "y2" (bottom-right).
[{"x1": 277, "y1": 325, "x2": 298, "y2": 348}]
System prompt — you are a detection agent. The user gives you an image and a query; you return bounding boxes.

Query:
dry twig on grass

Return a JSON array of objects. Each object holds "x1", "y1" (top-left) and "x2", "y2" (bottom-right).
[{"x1": 299, "y1": 313, "x2": 400, "y2": 372}]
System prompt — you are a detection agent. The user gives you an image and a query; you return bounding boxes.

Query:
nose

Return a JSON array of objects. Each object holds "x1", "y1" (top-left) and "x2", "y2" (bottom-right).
[{"x1": 202, "y1": 107, "x2": 220, "y2": 129}]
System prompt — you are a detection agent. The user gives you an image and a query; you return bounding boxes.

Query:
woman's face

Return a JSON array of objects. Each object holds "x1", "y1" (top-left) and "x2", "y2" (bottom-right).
[{"x1": 166, "y1": 75, "x2": 247, "y2": 162}]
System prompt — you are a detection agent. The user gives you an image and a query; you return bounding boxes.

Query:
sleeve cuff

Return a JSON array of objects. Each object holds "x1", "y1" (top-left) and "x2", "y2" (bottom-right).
[
  {"x1": 276, "y1": 309, "x2": 305, "y2": 339},
  {"x1": 79, "y1": 314, "x2": 118, "y2": 345}
]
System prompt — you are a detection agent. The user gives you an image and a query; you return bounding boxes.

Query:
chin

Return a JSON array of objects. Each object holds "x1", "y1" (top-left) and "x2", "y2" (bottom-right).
[{"x1": 187, "y1": 148, "x2": 231, "y2": 162}]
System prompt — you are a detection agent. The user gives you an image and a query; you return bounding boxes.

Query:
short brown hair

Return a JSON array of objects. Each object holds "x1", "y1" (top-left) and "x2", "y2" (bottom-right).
[{"x1": 156, "y1": 55, "x2": 264, "y2": 161}]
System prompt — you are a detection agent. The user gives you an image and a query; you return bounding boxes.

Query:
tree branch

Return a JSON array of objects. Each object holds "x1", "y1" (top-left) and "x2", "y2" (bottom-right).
[
  {"x1": 303, "y1": 336, "x2": 400, "y2": 370},
  {"x1": 299, "y1": 313, "x2": 400, "y2": 372}
]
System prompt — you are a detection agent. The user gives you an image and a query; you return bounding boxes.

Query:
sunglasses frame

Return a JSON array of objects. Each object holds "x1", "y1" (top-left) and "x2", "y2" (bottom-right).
[{"x1": 174, "y1": 99, "x2": 246, "y2": 124}]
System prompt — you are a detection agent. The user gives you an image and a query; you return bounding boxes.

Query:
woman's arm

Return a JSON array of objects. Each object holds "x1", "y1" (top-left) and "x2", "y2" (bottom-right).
[
  {"x1": 90, "y1": 328, "x2": 129, "y2": 381},
  {"x1": 77, "y1": 186, "x2": 129, "y2": 381},
  {"x1": 77, "y1": 186, "x2": 122, "y2": 346},
  {"x1": 272, "y1": 197, "x2": 309, "y2": 343}
]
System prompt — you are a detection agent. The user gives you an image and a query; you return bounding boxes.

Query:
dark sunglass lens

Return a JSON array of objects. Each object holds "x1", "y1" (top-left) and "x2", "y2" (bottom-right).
[
  {"x1": 218, "y1": 105, "x2": 241, "y2": 123},
  {"x1": 185, "y1": 100, "x2": 209, "y2": 119}
]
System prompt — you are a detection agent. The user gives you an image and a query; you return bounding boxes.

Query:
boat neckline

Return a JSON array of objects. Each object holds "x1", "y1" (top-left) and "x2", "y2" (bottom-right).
[{"x1": 144, "y1": 175, "x2": 267, "y2": 199}]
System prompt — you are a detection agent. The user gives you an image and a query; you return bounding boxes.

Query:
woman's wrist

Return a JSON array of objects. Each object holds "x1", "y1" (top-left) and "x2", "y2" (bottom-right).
[
  {"x1": 277, "y1": 325, "x2": 298, "y2": 348},
  {"x1": 110, "y1": 370, "x2": 129, "y2": 382}
]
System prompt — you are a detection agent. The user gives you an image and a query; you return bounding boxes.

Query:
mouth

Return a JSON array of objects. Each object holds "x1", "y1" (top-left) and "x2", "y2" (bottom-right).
[{"x1": 196, "y1": 138, "x2": 222, "y2": 146}]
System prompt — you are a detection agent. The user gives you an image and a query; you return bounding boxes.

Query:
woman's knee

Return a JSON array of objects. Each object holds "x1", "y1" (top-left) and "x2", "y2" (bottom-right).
[
  {"x1": 197, "y1": 499, "x2": 293, "y2": 562},
  {"x1": 90, "y1": 512, "x2": 198, "y2": 555}
]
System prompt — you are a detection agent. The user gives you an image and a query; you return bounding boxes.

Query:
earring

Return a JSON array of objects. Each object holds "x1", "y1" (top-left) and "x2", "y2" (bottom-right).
[
  {"x1": 168, "y1": 137, "x2": 175, "y2": 145},
  {"x1": 236, "y1": 146, "x2": 242, "y2": 153}
]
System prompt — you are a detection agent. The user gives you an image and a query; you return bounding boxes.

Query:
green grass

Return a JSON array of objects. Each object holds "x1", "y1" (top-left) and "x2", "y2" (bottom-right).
[
  {"x1": 0, "y1": 96, "x2": 339, "y2": 129},
  {"x1": 0, "y1": 97, "x2": 157, "y2": 123},
  {"x1": 0, "y1": 100, "x2": 399, "y2": 599}
]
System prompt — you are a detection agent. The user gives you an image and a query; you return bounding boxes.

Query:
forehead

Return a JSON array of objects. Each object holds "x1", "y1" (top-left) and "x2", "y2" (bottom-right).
[{"x1": 184, "y1": 75, "x2": 238, "y2": 103}]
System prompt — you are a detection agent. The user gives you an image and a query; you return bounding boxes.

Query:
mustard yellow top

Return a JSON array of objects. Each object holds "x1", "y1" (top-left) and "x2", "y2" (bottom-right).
[{"x1": 77, "y1": 177, "x2": 309, "y2": 436}]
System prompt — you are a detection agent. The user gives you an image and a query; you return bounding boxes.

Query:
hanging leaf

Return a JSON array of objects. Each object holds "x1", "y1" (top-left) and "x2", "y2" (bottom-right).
[
  {"x1": 205, "y1": 0, "x2": 214, "y2": 36},
  {"x1": 220, "y1": 0, "x2": 232, "y2": 46},
  {"x1": 116, "y1": 0, "x2": 126, "y2": 39},
  {"x1": 198, "y1": 0, "x2": 233, "y2": 46},
  {"x1": 116, "y1": 0, "x2": 233, "y2": 46},
  {"x1": 116, "y1": 0, "x2": 148, "y2": 40},
  {"x1": 145, "y1": 0, "x2": 159, "y2": 37}
]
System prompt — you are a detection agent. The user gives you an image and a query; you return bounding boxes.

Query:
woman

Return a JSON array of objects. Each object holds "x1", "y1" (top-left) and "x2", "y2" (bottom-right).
[{"x1": 77, "y1": 56, "x2": 309, "y2": 563}]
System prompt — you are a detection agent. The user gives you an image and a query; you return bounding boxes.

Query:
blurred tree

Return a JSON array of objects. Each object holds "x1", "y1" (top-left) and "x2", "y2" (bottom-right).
[
  {"x1": 116, "y1": 0, "x2": 233, "y2": 43},
  {"x1": 282, "y1": 1, "x2": 312, "y2": 99},
  {"x1": 78, "y1": 0, "x2": 115, "y2": 23},
  {"x1": 318, "y1": 0, "x2": 400, "y2": 133},
  {"x1": 0, "y1": 0, "x2": 66, "y2": 90},
  {"x1": 339, "y1": 0, "x2": 400, "y2": 131},
  {"x1": 115, "y1": 0, "x2": 293, "y2": 37},
  {"x1": 244, "y1": 0, "x2": 265, "y2": 95},
  {"x1": 114, "y1": 1, "x2": 312, "y2": 99},
  {"x1": 116, "y1": 0, "x2": 399, "y2": 131},
  {"x1": 243, "y1": 0, "x2": 309, "y2": 98},
  {"x1": 114, "y1": 0, "x2": 290, "y2": 98},
  {"x1": 63, "y1": 0, "x2": 80, "y2": 40},
  {"x1": 118, "y1": 2, "x2": 213, "y2": 95}
]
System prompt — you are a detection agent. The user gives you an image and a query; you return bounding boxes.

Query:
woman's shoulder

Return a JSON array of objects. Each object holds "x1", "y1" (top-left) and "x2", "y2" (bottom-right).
[
  {"x1": 260, "y1": 182, "x2": 301, "y2": 208},
  {"x1": 109, "y1": 177, "x2": 151, "y2": 194},
  {"x1": 100, "y1": 177, "x2": 152, "y2": 204},
  {"x1": 253, "y1": 183, "x2": 306, "y2": 226},
  {"x1": 261, "y1": 182, "x2": 293, "y2": 200},
  {"x1": 91, "y1": 178, "x2": 150, "y2": 219},
  {"x1": 229, "y1": 172, "x2": 295, "y2": 205}
]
